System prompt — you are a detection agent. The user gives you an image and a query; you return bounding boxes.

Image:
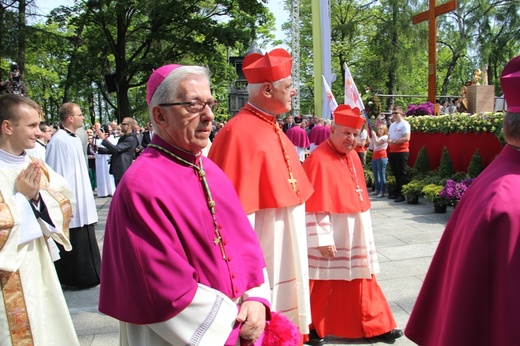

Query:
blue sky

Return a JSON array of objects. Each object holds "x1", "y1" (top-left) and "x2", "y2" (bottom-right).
[{"x1": 266, "y1": 1, "x2": 288, "y2": 47}]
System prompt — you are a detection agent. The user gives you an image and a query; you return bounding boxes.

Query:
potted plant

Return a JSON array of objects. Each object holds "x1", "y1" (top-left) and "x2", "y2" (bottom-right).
[
  {"x1": 439, "y1": 178, "x2": 475, "y2": 207},
  {"x1": 422, "y1": 184, "x2": 448, "y2": 213},
  {"x1": 401, "y1": 180, "x2": 426, "y2": 204}
]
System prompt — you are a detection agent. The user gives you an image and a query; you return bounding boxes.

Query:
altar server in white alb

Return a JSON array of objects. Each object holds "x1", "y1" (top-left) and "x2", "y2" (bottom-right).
[
  {"x1": 0, "y1": 94, "x2": 79, "y2": 345},
  {"x1": 46, "y1": 102, "x2": 101, "y2": 288}
]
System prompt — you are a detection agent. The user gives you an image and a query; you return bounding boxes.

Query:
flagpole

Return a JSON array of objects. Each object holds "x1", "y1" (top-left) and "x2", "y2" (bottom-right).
[{"x1": 311, "y1": 0, "x2": 322, "y2": 118}]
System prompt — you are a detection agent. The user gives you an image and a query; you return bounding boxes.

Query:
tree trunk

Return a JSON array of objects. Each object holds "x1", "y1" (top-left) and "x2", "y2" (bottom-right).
[
  {"x1": 440, "y1": 51, "x2": 461, "y2": 97},
  {"x1": 17, "y1": 0, "x2": 26, "y2": 71}
]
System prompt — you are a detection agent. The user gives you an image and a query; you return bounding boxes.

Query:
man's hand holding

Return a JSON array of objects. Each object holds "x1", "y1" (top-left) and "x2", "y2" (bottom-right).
[{"x1": 237, "y1": 300, "x2": 266, "y2": 344}]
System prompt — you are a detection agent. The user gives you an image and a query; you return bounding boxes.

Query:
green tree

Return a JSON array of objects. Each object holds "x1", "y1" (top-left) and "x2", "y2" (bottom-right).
[
  {"x1": 42, "y1": 0, "x2": 273, "y2": 122},
  {"x1": 438, "y1": 146, "x2": 455, "y2": 178},
  {"x1": 436, "y1": 0, "x2": 520, "y2": 97}
]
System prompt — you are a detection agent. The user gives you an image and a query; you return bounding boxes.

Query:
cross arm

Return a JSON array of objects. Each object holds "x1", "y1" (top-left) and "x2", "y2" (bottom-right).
[{"x1": 412, "y1": 0, "x2": 457, "y2": 24}]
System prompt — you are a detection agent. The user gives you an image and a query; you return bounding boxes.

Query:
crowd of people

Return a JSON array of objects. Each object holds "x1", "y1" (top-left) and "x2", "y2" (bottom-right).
[{"x1": 0, "y1": 50, "x2": 518, "y2": 346}]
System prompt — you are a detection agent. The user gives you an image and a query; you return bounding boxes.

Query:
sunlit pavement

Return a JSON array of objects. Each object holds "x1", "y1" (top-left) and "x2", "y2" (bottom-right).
[{"x1": 66, "y1": 194, "x2": 452, "y2": 346}]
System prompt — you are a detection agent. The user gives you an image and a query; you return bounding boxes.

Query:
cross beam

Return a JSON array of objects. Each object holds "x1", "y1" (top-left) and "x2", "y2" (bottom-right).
[{"x1": 413, "y1": 0, "x2": 457, "y2": 104}]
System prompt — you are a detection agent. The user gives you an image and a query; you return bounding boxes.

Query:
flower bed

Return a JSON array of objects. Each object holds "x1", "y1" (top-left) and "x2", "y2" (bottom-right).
[
  {"x1": 406, "y1": 112, "x2": 505, "y2": 172},
  {"x1": 407, "y1": 112, "x2": 504, "y2": 140}
]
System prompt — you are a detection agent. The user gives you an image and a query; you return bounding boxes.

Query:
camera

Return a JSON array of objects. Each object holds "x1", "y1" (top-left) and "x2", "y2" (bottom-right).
[{"x1": 1, "y1": 62, "x2": 27, "y2": 96}]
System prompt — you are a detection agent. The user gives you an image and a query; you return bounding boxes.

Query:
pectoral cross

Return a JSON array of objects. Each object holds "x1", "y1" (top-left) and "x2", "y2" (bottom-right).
[
  {"x1": 213, "y1": 230, "x2": 227, "y2": 260},
  {"x1": 413, "y1": 0, "x2": 457, "y2": 103},
  {"x1": 288, "y1": 172, "x2": 298, "y2": 192},
  {"x1": 355, "y1": 185, "x2": 364, "y2": 202}
]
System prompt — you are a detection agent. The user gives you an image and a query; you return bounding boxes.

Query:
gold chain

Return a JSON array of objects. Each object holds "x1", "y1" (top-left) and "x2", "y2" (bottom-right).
[
  {"x1": 326, "y1": 138, "x2": 364, "y2": 202},
  {"x1": 148, "y1": 144, "x2": 227, "y2": 260},
  {"x1": 244, "y1": 104, "x2": 300, "y2": 194}
]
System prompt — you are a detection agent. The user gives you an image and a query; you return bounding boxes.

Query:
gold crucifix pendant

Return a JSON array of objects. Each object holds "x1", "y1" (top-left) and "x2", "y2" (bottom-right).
[
  {"x1": 213, "y1": 232, "x2": 226, "y2": 260},
  {"x1": 355, "y1": 186, "x2": 364, "y2": 202},
  {"x1": 288, "y1": 172, "x2": 298, "y2": 192}
]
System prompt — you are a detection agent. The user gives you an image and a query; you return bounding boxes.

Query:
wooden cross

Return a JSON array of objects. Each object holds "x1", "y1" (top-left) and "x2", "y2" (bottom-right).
[
  {"x1": 288, "y1": 172, "x2": 298, "y2": 192},
  {"x1": 413, "y1": 0, "x2": 457, "y2": 104},
  {"x1": 355, "y1": 185, "x2": 364, "y2": 202}
]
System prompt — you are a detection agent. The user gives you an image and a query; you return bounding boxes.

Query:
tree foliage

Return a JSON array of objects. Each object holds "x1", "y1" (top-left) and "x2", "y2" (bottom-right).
[
  {"x1": 283, "y1": 0, "x2": 519, "y2": 115},
  {"x1": 1, "y1": 0, "x2": 519, "y2": 124},
  {"x1": 2, "y1": 0, "x2": 273, "y2": 124}
]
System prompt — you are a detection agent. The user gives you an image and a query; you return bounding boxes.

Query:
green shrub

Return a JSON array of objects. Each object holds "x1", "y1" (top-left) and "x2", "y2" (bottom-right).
[
  {"x1": 364, "y1": 168, "x2": 374, "y2": 187},
  {"x1": 467, "y1": 148, "x2": 484, "y2": 177},
  {"x1": 422, "y1": 184, "x2": 448, "y2": 205},
  {"x1": 401, "y1": 179, "x2": 427, "y2": 198},
  {"x1": 450, "y1": 171, "x2": 467, "y2": 182},
  {"x1": 438, "y1": 146, "x2": 455, "y2": 178},
  {"x1": 414, "y1": 146, "x2": 431, "y2": 174},
  {"x1": 366, "y1": 149, "x2": 373, "y2": 167},
  {"x1": 419, "y1": 175, "x2": 443, "y2": 185},
  {"x1": 386, "y1": 175, "x2": 396, "y2": 193}
]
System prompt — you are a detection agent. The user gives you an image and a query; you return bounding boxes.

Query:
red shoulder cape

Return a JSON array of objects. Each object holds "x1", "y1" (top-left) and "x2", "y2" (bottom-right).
[
  {"x1": 209, "y1": 107, "x2": 313, "y2": 214},
  {"x1": 303, "y1": 139, "x2": 370, "y2": 213}
]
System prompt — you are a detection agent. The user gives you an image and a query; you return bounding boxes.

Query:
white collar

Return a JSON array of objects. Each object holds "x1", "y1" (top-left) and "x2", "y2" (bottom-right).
[{"x1": 0, "y1": 148, "x2": 27, "y2": 168}]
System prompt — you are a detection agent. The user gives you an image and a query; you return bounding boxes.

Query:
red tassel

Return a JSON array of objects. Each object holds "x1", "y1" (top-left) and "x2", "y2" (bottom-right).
[{"x1": 262, "y1": 311, "x2": 300, "y2": 346}]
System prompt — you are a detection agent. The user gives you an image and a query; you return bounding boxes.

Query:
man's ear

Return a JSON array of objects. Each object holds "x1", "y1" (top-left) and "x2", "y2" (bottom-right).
[
  {"x1": 1, "y1": 119, "x2": 13, "y2": 135},
  {"x1": 151, "y1": 106, "x2": 165, "y2": 128},
  {"x1": 262, "y1": 82, "x2": 272, "y2": 97}
]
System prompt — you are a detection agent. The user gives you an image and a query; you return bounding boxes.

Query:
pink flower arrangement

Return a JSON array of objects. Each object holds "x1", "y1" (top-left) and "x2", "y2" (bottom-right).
[
  {"x1": 405, "y1": 101, "x2": 435, "y2": 116},
  {"x1": 439, "y1": 178, "x2": 475, "y2": 206}
]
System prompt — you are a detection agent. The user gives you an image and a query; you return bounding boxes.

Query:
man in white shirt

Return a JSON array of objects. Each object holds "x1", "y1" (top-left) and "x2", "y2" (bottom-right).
[{"x1": 387, "y1": 106, "x2": 411, "y2": 202}]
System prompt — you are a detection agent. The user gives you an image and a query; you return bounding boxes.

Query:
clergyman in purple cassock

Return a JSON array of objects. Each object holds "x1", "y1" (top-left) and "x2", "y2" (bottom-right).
[{"x1": 405, "y1": 54, "x2": 520, "y2": 346}]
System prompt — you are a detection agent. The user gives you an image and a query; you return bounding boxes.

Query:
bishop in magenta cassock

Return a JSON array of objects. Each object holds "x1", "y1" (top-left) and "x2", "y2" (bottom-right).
[
  {"x1": 302, "y1": 104, "x2": 402, "y2": 344},
  {"x1": 99, "y1": 64, "x2": 300, "y2": 346},
  {"x1": 209, "y1": 48, "x2": 314, "y2": 336},
  {"x1": 286, "y1": 119, "x2": 310, "y2": 162},
  {"x1": 405, "y1": 55, "x2": 520, "y2": 346}
]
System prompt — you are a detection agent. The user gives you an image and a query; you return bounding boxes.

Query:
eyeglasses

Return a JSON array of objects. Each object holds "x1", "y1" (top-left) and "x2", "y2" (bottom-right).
[
  {"x1": 158, "y1": 100, "x2": 219, "y2": 113},
  {"x1": 121, "y1": 123, "x2": 129, "y2": 125},
  {"x1": 391, "y1": 112, "x2": 402, "y2": 115}
]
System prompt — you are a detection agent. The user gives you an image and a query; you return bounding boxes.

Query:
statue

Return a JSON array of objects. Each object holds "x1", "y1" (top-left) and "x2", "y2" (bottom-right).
[
  {"x1": 473, "y1": 68, "x2": 482, "y2": 86},
  {"x1": 458, "y1": 85, "x2": 468, "y2": 113}
]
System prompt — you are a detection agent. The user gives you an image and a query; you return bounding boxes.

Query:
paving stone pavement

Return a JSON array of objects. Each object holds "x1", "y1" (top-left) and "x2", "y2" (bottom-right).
[{"x1": 66, "y1": 194, "x2": 453, "y2": 346}]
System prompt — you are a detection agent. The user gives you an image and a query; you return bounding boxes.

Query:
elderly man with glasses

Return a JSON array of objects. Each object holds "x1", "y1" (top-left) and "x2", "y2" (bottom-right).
[
  {"x1": 387, "y1": 106, "x2": 411, "y2": 202},
  {"x1": 98, "y1": 64, "x2": 295, "y2": 346},
  {"x1": 209, "y1": 48, "x2": 314, "y2": 339}
]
